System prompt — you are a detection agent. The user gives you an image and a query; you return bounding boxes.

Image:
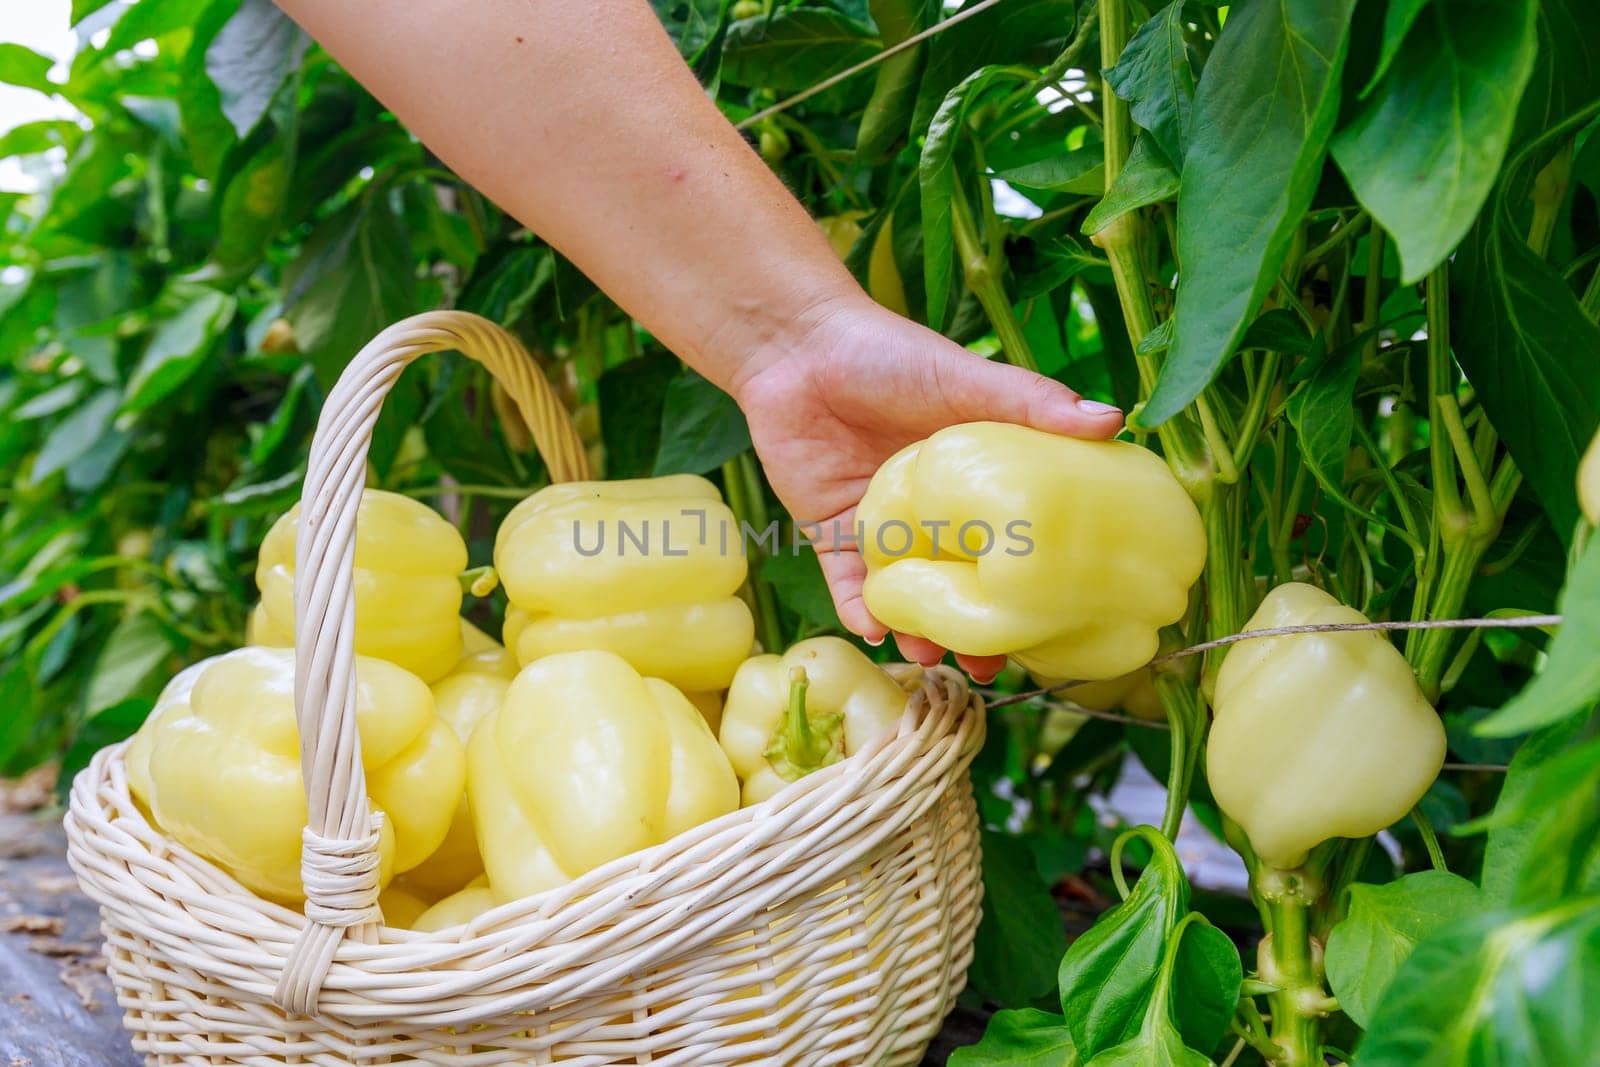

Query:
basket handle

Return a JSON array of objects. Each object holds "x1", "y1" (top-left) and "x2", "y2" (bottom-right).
[{"x1": 275, "y1": 311, "x2": 591, "y2": 1014}]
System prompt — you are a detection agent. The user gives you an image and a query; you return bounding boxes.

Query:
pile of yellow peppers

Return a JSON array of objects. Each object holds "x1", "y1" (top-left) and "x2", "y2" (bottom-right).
[{"x1": 128, "y1": 480, "x2": 909, "y2": 931}]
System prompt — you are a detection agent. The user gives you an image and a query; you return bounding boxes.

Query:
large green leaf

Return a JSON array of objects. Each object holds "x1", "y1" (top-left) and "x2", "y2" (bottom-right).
[
  {"x1": 1479, "y1": 718, "x2": 1590, "y2": 906},
  {"x1": 205, "y1": 0, "x2": 309, "y2": 138},
  {"x1": 122, "y1": 289, "x2": 238, "y2": 413},
  {"x1": 652, "y1": 369, "x2": 751, "y2": 475},
  {"x1": 31, "y1": 388, "x2": 119, "y2": 483},
  {"x1": 1355, "y1": 899, "x2": 1600, "y2": 1066},
  {"x1": 911, "y1": 0, "x2": 1074, "y2": 135},
  {"x1": 205, "y1": 135, "x2": 292, "y2": 278},
  {"x1": 1475, "y1": 531, "x2": 1600, "y2": 736},
  {"x1": 1102, "y1": 0, "x2": 1196, "y2": 168},
  {"x1": 84, "y1": 612, "x2": 174, "y2": 716},
  {"x1": 1142, "y1": 0, "x2": 1356, "y2": 427},
  {"x1": 970, "y1": 829, "x2": 1070, "y2": 1008},
  {"x1": 1082, "y1": 134, "x2": 1179, "y2": 235},
  {"x1": 1170, "y1": 920, "x2": 1241, "y2": 1053},
  {"x1": 1285, "y1": 346, "x2": 1358, "y2": 497},
  {"x1": 1325, "y1": 870, "x2": 1482, "y2": 1028},
  {"x1": 856, "y1": 0, "x2": 937, "y2": 160},
  {"x1": 0, "y1": 43, "x2": 56, "y2": 95},
  {"x1": 1360, "y1": 0, "x2": 1432, "y2": 95},
  {"x1": 599, "y1": 351, "x2": 678, "y2": 480},
  {"x1": 722, "y1": 9, "x2": 880, "y2": 92},
  {"x1": 1332, "y1": 0, "x2": 1538, "y2": 284},
  {"x1": 950, "y1": 1008, "x2": 1079, "y2": 1066},
  {"x1": 1058, "y1": 830, "x2": 1188, "y2": 1058}
]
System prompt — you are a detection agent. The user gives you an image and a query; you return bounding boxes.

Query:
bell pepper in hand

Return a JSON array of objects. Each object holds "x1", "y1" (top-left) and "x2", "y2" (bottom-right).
[
  {"x1": 857, "y1": 422, "x2": 1205, "y2": 680},
  {"x1": 1206, "y1": 583, "x2": 1446, "y2": 868},
  {"x1": 256, "y1": 489, "x2": 469, "y2": 682},
  {"x1": 494, "y1": 475, "x2": 755, "y2": 692},
  {"x1": 719, "y1": 636, "x2": 906, "y2": 805},
  {"x1": 125, "y1": 647, "x2": 465, "y2": 903},
  {"x1": 469, "y1": 649, "x2": 740, "y2": 902}
]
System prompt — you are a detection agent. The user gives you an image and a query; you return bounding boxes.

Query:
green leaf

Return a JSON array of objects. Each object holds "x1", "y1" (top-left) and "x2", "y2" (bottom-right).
[
  {"x1": 857, "y1": 0, "x2": 937, "y2": 160},
  {"x1": 122, "y1": 290, "x2": 238, "y2": 413},
  {"x1": 761, "y1": 550, "x2": 839, "y2": 630},
  {"x1": 1142, "y1": 0, "x2": 1356, "y2": 428},
  {"x1": 1324, "y1": 870, "x2": 1482, "y2": 1028},
  {"x1": 0, "y1": 119, "x2": 76, "y2": 160},
  {"x1": 85, "y1": 612, "x2": 174, "y2": 716},
  {"x1": 31, "y1": 388, "x2": 119, "y2": 484},
  {"x1": 15, "y1": 380, "x2": 88, "y2": 421},
  {"x1": 458, "y1": 245, "x2": 555, "y2": 327},
  {"x1": 205, "y1": 135, "x2": 291, "y2": 277},
  {"x1": 71, "y1": 0, "x2": 119, "y2": 27},
  {"x1": 1082, "y1": 134, "x2": 1179, "y2": 236},
  {"x1": 205, "y1": 0, "x2": 309, "y2": 138},
  {"x1": 1475, "y1": 538, "x2": 1600, "y2": 736},
  {"x1": 1355, "y1": 899, "x2": 1600, "y2": 1066},
  {"x1": 1012, "y1": 234, "x2": 1108, "y2": 300},
  {"x1": 179, "y1": 0, "x2": 244, "y2": 179},
  {"x1": 651, "y1": 0, "x2": 727, "y2": 62},
  {"x1": 950, "y1": 1008, "x2": 1078, "y2": 1066},
  {"x1": 1170, "y1": 920, "x2": 1242, "y2": 1052},
  {"x1": 652, "y1": 369, "x2": 752, "y2": 476},
  {"x1": 1240, "y1": 308, "x2": 1314, "y2": 355},
  {"x1": 1103, "y1": 0, "x2": 1196, "y2": 168},
  {"x1": 1058, "y1": 829, "x2": 1188, "y2": 1058},
  {"x1": 722, "y1": 9, "x2": 880, "y2": 92},
  {"x1": 912, "y1": 0, "x2": 1074, "y2": 135},
  {"x1": 1285, "y1": 347, "x2": 1358, "y2": 495},
  {"x1": 94, "y1": 0, "x2": 212, "y2": 62},
  {"x1": 0, "y1": 43, "x2": 56, "y2": 95},
  {"x1": 1361, "y1": 0, "x2": 1432, "y2": 96},
  {"x1": 1479, "y1": 718, "x2": 1590, "y2": 906},
  {"x1": 1331, "y1": 0, "x2": 1538, "y2": 284},
  {"x1": 920, "y1": 67, "x2": 1009, "y2": 332},
  {"x1": 970, "y1": 829, "x2": 1070, "y2": 1008},
  {"x1": 599, "y1": 352, "x2": 679, "y2": 479},
  {"x1": 994, "y1": 141, "x2": 1105, "y2": 194}
]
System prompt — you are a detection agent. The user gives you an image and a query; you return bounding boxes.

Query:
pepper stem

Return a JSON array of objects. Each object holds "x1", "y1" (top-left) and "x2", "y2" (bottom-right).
[{"x1": 764, "y1": 666, "x2": 846, "y2": 782}]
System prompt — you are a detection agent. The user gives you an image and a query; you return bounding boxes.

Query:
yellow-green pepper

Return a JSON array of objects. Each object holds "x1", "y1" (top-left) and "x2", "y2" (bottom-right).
[
  {"x1": 494, "y1": 475, "x2": 754, "y2": 693},
  {"x1": 414, "y1": 875, "x2": 497, "y2": 933},
  {"x1": 125, "y1": 646, "x2": 465, "y2": 903},
  {"x1": 1207, "y1": 583, "x2": 1446, "y2": 868},
  {"x1": 719, "y1": 637, "x2": 905, "y2": 805},
  {"x1": 817, "y1": 212, "x2": 910, "y2": 318},
  {"x1": 1580, "y1": 427, "x2": 1600, "y2": 526},
  {"x1": 857, "y1": 422, "x2": 1206, "y2": 681},
  {"x1": 1063, "y1": 668, "x2": 1164, "y2": 721},
  {"x1": 469, "y1": 649, "x2": 739, "y2": 902},
  {"x1": 257, "y1": 489, "x2": 468, "y2": 682}
]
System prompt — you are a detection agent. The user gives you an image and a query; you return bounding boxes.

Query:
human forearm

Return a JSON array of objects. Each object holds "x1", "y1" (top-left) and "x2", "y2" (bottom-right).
[{"x1": 274, "y1": 0, "x2": 864, "y2": 392}]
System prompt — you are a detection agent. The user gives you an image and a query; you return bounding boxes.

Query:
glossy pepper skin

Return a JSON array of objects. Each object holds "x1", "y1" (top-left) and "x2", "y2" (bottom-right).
[
  {"x1": 719, "y1": 637, "x2": 906, "y2": 805},
  {"x1": 469, "y1": 649, "x2": 740, "y2": 903},
  {"x1": 256, "y1": 489, "x2": 468, "y2": 683},
  {"x1": 1064, "y1": 669, "x2": 1164, "y2": 721},
  {"x1": 1207, "y1": 583, "x2": 1446, "y2": 868},
  {"x1": 1580, "y1": 428, "x2": 1600, "y2": 526},
  {"x1": 413, "y1": 875, "x2": 496, "y2": 933},
  {"x1": 125, "y1": 647, "x2": 465, "y2": 903},
  {"x1": 857, "y1": 423, "x2": 1206, "y2": 681},
  {"x1": 494, "y1": 475, "x2": 755, "y2": 693}
]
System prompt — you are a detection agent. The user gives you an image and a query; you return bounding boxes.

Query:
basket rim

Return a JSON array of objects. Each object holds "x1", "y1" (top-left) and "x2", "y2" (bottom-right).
[{"x1": 66, "y1": 665, "x2": 984, "y2": 1024}]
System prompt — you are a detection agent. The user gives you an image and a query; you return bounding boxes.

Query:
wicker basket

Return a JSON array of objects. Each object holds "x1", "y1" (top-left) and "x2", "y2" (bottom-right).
[{"x1": 65, "y1": 311, "x2": 986, "y2": 1065}]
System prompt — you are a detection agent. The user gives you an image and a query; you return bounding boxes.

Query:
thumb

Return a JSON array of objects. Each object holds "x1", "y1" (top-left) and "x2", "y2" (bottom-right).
[{"x1": 955, "y1": 354, "x2": 1124, "y2": 440}]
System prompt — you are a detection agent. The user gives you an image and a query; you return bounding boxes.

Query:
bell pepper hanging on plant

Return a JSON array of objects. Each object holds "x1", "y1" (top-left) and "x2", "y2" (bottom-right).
[
  {"x1": 469, "y1": 649, "x2": 740, "y2": 903},
  {"x1": 719, "y1": 636, "x2": 906, "y2": 805},
  {"x1": 494, "y1": 474, "x2": 755, "y2": 694},
  {"x1": 1206, "y1": 583, "x2": 1447, "y2": 868},
  {"x1": 857, "y1": 422, "x2": 1206, "y2": 680},
  {"x1": 255, "y1": 488, "x2": 470, "y2": 683},
  {"x1": 124, "y1": 646, "x2": 466, "y2": 903},
  {"x1": 1579, "y1": 427, "x2": 1600, "y2": 527}
]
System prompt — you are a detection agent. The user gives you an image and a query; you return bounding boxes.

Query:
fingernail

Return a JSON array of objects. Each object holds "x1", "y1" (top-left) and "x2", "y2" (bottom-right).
[
  {"x1": 1077, "y1": 399, "x2": 1121, "y2": 416},
  {"x1": 971, "y1": 672, "x2": 998, "y2": 685},
  {"x1": 918, "y1": 656, "x2": 942, "y2": 669},
  {"x1": 864, "y1": 634, "x2": 885, "y2": 647}
]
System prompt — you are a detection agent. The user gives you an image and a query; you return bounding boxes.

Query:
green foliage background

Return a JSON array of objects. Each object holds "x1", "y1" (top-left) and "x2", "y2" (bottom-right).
[{"x1": 3, "y1": 0, "x2": 1600, "y2": 1062}]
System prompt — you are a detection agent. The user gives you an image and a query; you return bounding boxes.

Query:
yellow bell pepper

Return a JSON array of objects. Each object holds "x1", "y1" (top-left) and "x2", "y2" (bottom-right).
[
  {"x1": 1207, "y1": 583, "x2": 1446, "y2": 869},
  {"x1": 378, "y1": 882, "x2": 433, "y2": 929},
  {"x1": 857, "y1": 422, "x2": 1206, "y2": 681},
  {"x1": 1580, "y1": 427, "x2": 1600, "y2": 526},
  {"x1": 125, "y1": 647, "x2": 465, "y2": 903},
  {"x1": 817, "y1": 212, "x2": 910, "y2": 317},
  {"x1": 468, "y1": 649, "x2": 740, "y2": 903},
  {"x1": 494, "y1": 475, "x2": 755, "y2": 693},
  {"x1": 257, "y1": 489, "x2": 468, "y2": 683},
  {"x1": 719, "y1": 637, "x2": 905, "y2": 805},
  {"x1": 453, "y1": 618, "x2": 519, "y2": 679},
  {"x1": 414, "y1": 875, "x2": 497, "y2": 933},
  {"x1": 1064, "y1": 668, "x2": 1164, "y2": 721}
]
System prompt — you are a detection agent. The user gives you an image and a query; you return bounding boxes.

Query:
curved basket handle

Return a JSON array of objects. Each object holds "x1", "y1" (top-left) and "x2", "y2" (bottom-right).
[{"x1": 275, "y1": 311, "x2": 591, "y2": 1013}]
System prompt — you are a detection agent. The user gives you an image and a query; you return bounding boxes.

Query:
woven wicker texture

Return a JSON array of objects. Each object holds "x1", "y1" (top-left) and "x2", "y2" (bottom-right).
[{"x1": 65, "y1": 311, "x2": 986, "y2": 1064}]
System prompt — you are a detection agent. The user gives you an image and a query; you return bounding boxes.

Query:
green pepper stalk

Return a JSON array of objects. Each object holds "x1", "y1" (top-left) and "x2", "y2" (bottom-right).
[
  {"x1": 764, "y1": 666, "x2": 846, "y2": 781},
  {"x1": 1254, "y1": 864, "x2": 1336, "y2": 1067}
]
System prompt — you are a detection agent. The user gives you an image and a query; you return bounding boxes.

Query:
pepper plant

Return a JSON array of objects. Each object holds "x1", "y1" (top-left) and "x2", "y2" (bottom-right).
[{"x1": 3, "y1": 0, "x2": 1600, "y2": 1064}]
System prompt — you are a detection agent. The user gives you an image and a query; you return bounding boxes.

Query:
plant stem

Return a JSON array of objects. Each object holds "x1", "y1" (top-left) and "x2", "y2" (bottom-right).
[
  {"x1": 950, "y1": 178, "x2": 1039, "y2": 372},
  {"x1": 1257, "y1": 867, "x2": 1329, "y2": 1067},
  {"x1": 723, "y1": 454, "x2": 784, "y2": 654},
  {"x1": 1154, "y1": 674, "x2": 1204, "y2": 840},
  {"x1": 1411, "y1": 805, "x2": 1448, "y2": 872}
]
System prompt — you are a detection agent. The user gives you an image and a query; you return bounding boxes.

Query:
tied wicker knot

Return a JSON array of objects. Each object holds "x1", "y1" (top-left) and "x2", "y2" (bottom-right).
[
  {"x1": 299, "y1": 816, "x2": 385, "y2": 928},
  {"x1": 272, "y1": 812, "x2": 385, "y2": 1015}
]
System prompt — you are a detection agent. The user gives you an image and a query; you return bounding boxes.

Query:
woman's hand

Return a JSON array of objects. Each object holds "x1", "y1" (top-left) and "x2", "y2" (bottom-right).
[{"x1": 732, "y1": 296, "x2": 1124, "y2": 681}]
